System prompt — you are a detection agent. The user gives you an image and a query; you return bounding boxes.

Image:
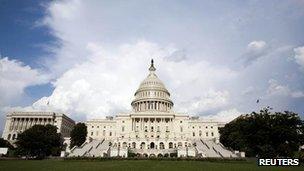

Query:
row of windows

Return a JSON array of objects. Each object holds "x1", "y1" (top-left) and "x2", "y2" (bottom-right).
[
  {"x1": 91, "y1": 125, "x2": 113, "y2": 129},
  {"x1": 115, "y1": 141, "x2": 190, "y2": 149},
  {"x1": 135, "y1": 119, "x2": 171, "y2": 123},
  {"x1": 190, "y1": 126, "x2": 214, "y2": 129},
  {"x1": 121, "y1": 125, "x2": 214, "y2": 133},
  {"x1": 137, "y1": 91, "x2": 168, "y2": 98},
  {"x1": 193, "y1": 131, "x2": 214, "y2": 137},
  {"x1": 134, "y1": 126, "x2": 170, "y2": 132},
  {"x1": 91, "y1": 130, "x2": 112, "y2": 136}
]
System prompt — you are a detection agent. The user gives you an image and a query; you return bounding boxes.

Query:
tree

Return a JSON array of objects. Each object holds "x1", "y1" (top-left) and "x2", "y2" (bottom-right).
[
  {"x1": 15, "y1": 124, "x2": 62, "y2": 158},
  {"x1": 219, "y1": 107, "x2": 303, "y2": 157},
  {"x1": 0, "y1": 138, "x2": 14, "y2": 149},
  {"x1": 70, "y1": 123, "x2": 87, "y2": 148}
]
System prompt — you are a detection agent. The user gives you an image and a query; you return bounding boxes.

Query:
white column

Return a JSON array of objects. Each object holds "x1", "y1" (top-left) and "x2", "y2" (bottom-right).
[
  {"x1": 11, "y1": 119, "x2": 15, "y2": 131},
  {"x1": 20, "y1": 119, "x2": 24, "y2": 130}
]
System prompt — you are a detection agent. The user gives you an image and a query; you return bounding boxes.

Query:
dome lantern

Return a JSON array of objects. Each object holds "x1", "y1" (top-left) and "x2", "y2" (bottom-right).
[{"x1": 149, "y1": 59, "x2": 156, "y2": 72}]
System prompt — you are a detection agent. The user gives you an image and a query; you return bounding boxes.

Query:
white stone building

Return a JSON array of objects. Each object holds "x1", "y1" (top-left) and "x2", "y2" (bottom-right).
[
  {"x1": 2, "y1": 111, "x2": 75, "y2": 143},
  {"x1": 69, "y1": 60, "x2": 244, "y2": 158}
]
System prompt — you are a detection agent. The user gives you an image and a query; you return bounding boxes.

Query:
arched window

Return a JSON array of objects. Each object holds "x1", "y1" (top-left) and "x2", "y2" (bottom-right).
[
  {"x1": 140, "y1": 142, "x2": 146, "y2": 149},
  {"x1": 169, "y1": 142, "x2": 173, "y2": 149},
  {"x1": 12, "y1": 134, "x2": 16, "y2": 140},
  {"x1": 159, "y1": 142, "x2": 165, "y2": 149},
  {"x1": 7, "y1": 134, "x2": 11, "y2": 140},
  {"x1": 122, "y1": 142, "x2": 127, "y2": 148}
]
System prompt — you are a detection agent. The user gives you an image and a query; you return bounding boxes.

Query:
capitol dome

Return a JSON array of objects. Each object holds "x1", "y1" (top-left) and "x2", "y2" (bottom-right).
[{"x1": 131, "y1": 59, "x2": 173, "y2": 112}]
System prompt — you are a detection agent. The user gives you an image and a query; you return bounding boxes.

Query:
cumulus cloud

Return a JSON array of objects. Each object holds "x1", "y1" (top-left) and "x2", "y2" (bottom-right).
[
  {"x1": 0, "y1": 57, "x2": 50, "y2": 131},
  {"x1": 3, "y1": 0, "x2": 303, "y2": 127},
  {"x1": 203, "y1": 108, "x2": 242, "y2": 123},
  {"x1": 294, "y1": 46, "x2": 304, "y2": 69},
  {"x1": 28, "y1": 41, "x2": 237, "y2": 120},
  {"x1": 267, "y1": 79, "x2": 304, "y2": 98},
  {"x1": 178, "y1": 89, "x2": 230, "y2": 114},
  {"x1": 240, "y1": 40, "x2": 269, "y2": 66},
  {"x1": 0, "y1": 57, "x2": 49, "y2": 106}
]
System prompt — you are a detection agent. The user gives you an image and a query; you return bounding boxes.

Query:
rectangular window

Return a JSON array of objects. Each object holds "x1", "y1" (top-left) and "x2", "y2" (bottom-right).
[{"x1": 122, "y1": 126, "x2": 125, "y2": 132}]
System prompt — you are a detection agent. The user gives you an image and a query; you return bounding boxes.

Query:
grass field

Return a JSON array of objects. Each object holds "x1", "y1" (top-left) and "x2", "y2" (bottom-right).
[{"x1": 0, "y1": 159, "x2": 302, "y2": 171}]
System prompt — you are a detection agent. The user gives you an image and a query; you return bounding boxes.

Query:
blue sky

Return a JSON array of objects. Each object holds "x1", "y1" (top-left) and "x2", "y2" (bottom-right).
[
  {"x1": 1, "y1": 0, "x2": 304, "y2": 133},
  {"x1": 0, "y1": 0, "x2": 54, "y2": 102}
]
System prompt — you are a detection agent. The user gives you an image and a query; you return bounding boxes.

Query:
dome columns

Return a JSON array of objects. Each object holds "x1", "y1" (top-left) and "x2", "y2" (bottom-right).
[{"x1": 133, "y1": 100, "x2": 173, "y2": 112}]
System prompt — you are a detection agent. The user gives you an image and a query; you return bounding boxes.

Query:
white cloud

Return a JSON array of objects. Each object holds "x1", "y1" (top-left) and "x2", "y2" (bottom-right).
[
  {"x1": 28, "y1": 41, "x2": 237, "y2": 120},
  {"x1": 240, "y1": 40, "x2": 269, "y2": 66},
  {"x1": 178, "y1": 89, "x2": 230, "y2": 114},
  {"x1": 267, "y1": 79, "x2": 304, "y2": 98},
  {"x1": 2, "y1": 0, "x2": 300, "y2": 125},
  {"x1": 0, "y1": 57, "x2": 49, "y2": 106},
  {"x1": 203, "y1": 108, "x2": 242, "y2": 123},
  {"x1": 267, "y1": 79, "x2": 290, "y2": 96},
  {"x1": 247, "y1": 41, "x2": 267, "y2": 51},
  {"x1": 294, "y1": 46, "x2": 304, "y2": 69}
]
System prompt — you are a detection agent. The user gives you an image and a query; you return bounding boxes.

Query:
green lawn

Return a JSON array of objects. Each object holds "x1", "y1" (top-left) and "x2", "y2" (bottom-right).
[{"x1": 0, "y1": 159, "x2": 302, "y2": 171}]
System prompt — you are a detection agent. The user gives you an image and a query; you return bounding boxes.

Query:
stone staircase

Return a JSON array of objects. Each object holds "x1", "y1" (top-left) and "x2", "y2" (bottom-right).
[
  {"x1": 195, "y1": 139, "x2": 237, "y2": 158},
  {"x1": 69, "y1": 139, "x2": 110, "y2": 157}
]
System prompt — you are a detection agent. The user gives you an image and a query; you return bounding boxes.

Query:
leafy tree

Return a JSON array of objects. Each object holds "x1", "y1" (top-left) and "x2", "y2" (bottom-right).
[
  {"x1": 70, "y1": 123, "x2": 87, "y2": 148},
  {"x1": 0, "y1": 138, "x2": 14, "y2": 149},
  {"x1": 219, "y1": 107, "x2": 303, "y2": 158},
  {"x1": 16, "y1": 124, "x2": 62, "y2": 158}
]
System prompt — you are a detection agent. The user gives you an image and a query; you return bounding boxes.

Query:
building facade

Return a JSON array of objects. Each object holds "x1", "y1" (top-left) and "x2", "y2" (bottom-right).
[
  {"x1": 2, "y1": 111, "x2": 75, "y2": 143},
  {"x1": 69, "y1": 60, "x2": 243, "y2": 158}
]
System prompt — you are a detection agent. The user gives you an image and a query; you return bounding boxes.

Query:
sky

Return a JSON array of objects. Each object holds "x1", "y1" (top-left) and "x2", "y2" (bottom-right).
[{"x1": 1, "y1": 0, "x2": 304, "y2": 133}]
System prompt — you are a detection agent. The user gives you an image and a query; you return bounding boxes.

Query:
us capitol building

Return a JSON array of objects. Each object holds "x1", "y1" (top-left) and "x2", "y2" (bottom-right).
[{"x1": 2, "y1": 60, "x2": 244, "y2": 158}]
